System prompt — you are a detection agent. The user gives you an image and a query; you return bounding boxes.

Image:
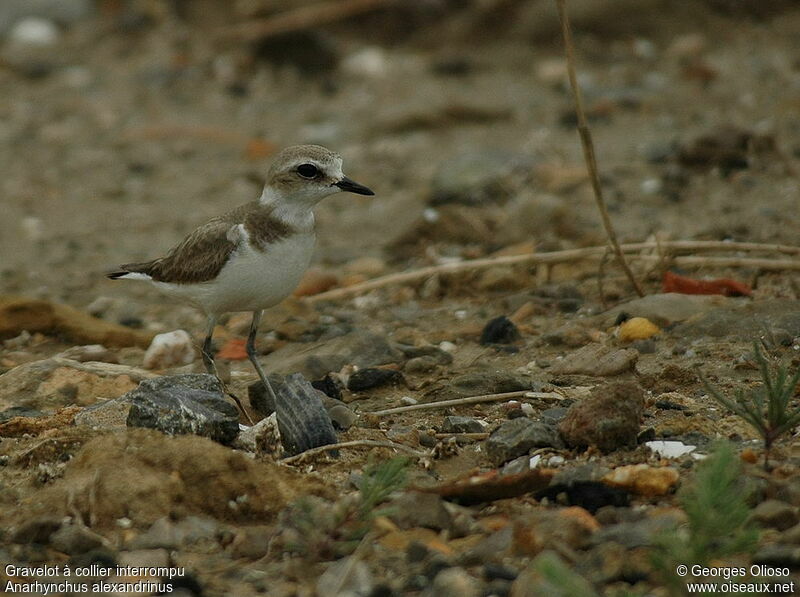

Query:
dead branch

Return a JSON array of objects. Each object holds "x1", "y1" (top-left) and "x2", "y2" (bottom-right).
[
  {"x1": 307, "y1": 240, "x2": 800, "y2": 302},
  {"x1": 280, "y1": 439, "x2": 426, "y2": 464},
  {"x1": 555, "y1": 0, "x2": 644, "y2": 297},
  {"x1": 368, "y1": 391, "x2": 560, "y2": 417}
]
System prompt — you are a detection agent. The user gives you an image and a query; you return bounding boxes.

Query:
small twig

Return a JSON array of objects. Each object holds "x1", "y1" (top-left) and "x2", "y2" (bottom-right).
[
  {"x1": 556, "y1": 0, "x2": 644, "y2": 297},
  {"x1": 434, "y1": 432, "x2": 490, "y2": 440},
  {"x1": 306, "y1": 240, "x2": 800, "y2": 302},
  {"x1": 215, "y1": 0, "x2": 395, "y2": 43},
  {"x1": 368, "y1": 391, "x2": 559, "y2": 416},
  {"x1": 280, "y1": 440, "x2": 426, "y2": 465}
]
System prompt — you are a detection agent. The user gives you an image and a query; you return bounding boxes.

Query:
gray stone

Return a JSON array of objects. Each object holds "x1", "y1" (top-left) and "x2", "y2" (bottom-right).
[
  {"x1": 126, "y1": 374, "x2": 240, "y2": 444},
  {"x1": 539, "y1": 407, "x2": 568, "y2": 425},
  {"x1": 327, "y1": 404, "x2": 356, "y2": 431},
  {"x1": 599, "y1": 293, "x2": 726, "y2": 328},
  {"x1": 0, "y1": 406, "x2": 44, "y2": 423},
  {"x1": 444, "y1": 370, "x2": 533, "y2": 399},
  {"x1": 49, "y1": 524, "x2": 104, "y2": 555},
  {"x1": 347, "y1": 368, "x2": 403, "y2": 391},
  {"x1": 674, "y1": 299, "x2": 800, "y2": 340},
  {"x1": 550, "y1": 344, "x2": 638, "y2": 377},
  {"x1": 316, "y1": 556, "x2": 373, "y2": 597},
  {"x1": 0, "y1": 0, "x2": 93, "y2": 35},
  {"x1": 261, "y1": 330, "x2": 403, "y2": 379},
  {"x1": 233, "y1": 413, "x2": 282, "y2": 455},
  {"x1": 779, "y1": 523, "x2": 800, "y2": 545},
  {"x1": 74, "y1": 398, "x2": 131, "y2": 428},
  {"x1": 485, "y1": 419, "x2": 562, "y2": 466},
  {"x1": 10, "y1": 517, "x2": 62, "y2": 544},
  {"x1": 442, "y1": 416, "x2": 484, "y2": 434},
  {"x1": 752, "y1": 544, "x2": 800, "y2": 568},
  {"x1": 128, "y1": 516, "x2": 222, "y2": 550},
  {"x1": 405, "y1": 356, "x2": 442, "y2": 374},
  {"x1": 274, "y1": 373, "x2": 338, "y2": 456},
  {"x1": 389, "y1": 492, "x2": 453, "y2": 532},
  {"x1": 751, "y1": 500, "x2": 799, "y2": 531},
  {"x1": 430, "y1": 150, "x2": 531, "y2": 206},
  {"x1": 428, "y1": 567, "x2": 481, "y2": 597}
]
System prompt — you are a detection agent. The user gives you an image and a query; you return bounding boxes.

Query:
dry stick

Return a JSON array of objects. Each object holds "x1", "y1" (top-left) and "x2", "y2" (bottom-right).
[
  {"x1": 215, "y1": 0, "x2": 394, "y2": 43},
  {"x1": 368, "y1": 391, "x2": 561, "y2": 417},
  {"x1": 434, "y1": 432, "x2": 490, "y2": 440},
  {"x1": 280, "y1": 439, "x2": 426, "y2": 465},
  {"x1": 555, "y1": 0, "x2": 644, "y2": 297},
  {"x1": 307, "y1": 241, "x2": 800, "y2": 302}
]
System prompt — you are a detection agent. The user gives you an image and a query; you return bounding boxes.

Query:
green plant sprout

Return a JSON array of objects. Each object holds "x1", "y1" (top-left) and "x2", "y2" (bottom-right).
[{"x1": 700, "y1": 341, "x2": 800, "y2": 469}]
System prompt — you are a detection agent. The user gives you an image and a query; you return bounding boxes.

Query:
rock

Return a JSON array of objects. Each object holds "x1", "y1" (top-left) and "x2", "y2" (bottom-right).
[
  {"x1": 536, "y1": 480, "x2": 630, "y2": 513},
  {"x1": 677, "y1": 125, "x2": 768, "y2": 173},
  {"x1": 316, "y1": 557, "x2": 374, "y2": 597},
  {"x1": 228, "y1": 525, "x2": 273, "y2": 559},
  {"x1": 542, "y1": 323, "x2": 595, "y2": 347},
  {"x1": 8, "y1": 17, "x2": 59, "y2": 46},
  {"x1": 558, "y1": 381, "x2": 644, "y2": 452},
  {"x1": 347, "y1": 368, "x2": 403, "y2": 391},
  {"x1": 589, "y1": 513, "x2": 682, "y2": 549},
  {"x1": 673, "y1": 299, "x2": 800, "y2": 340},
  {"x1": 49, "y1": 524, "x2": 104, "y2": 555},
  {"x1": 539, "y1": 407, "x2": 568, "y2": 426},
  {"x1": 74, "y1": 398, "x2": 131, "y2": 429},
  {"x1": 512, "y1": 508, "x2": 598, "y2": 556},
  {"x1": 428, "y1": 567, "x2": 480, "y2": 597},
  {"x1": 233, "y1": 413, "x2": 282, "y2": 456},
  {"x1": 0, "y1": 0, "x2": 93, "y2": 34},
  {"x1": 439, "y1": 370, "x2": 533, "y2": 400},
  {"x1": 128, "y1": 516, "x2": 221, "y2": 550},
  {"x1": 480, "y1": 316, "x2": 521, "y2": 345},
  {"x1": 12, "y1": 429, "x2": 295, "y2": 528},
  {"x1": 273, "y1": 373, "x2": 338, "y2": 456},
  {"x1": 126, "y1": 374, "x2": 240, "y2": 444},
  {"x1": 0, "y1": 296, "x2": 153, "y2": 348},
  {"x1": 429, "y1": 150, "x2": 531, "y2": 206},
  {"x1": 442, "y1": 416, "x2": 484, "y2": 434},
  {"x1": 602, "y1": 465, "x2": 679, "y2": 497},
  {"x1": 389, "y1": 492, "x2": 453, "y2": 532},
  {"x1": 261, "y1": 330, "x2": 402, "y2": 379},
  {"x1": 751, "y1": 500, "x2": 799, "y2": 531},
  {"x1": 0, "y1": 357, "x2": 153, "y2": 412},
  {"x1": 142, "y1": 330, "x2": 195, "y2": 370},
  {"x1": 616, "y1": 317, "x2": 660, "y2": 342},
  {"x1": 550, "y1": 344, "x2": 638, "y2": 377},
  {"x1": 406, "y1": 356, "x2": 444, "y2": 374},
  {"x1": 0, "y1": 405, "x2": 44, "y2": 423},
  {"x1": 511, "y1": 552, "x2": 594, "y2": 597},
  {"x1": 599, "y1": 293, "x2": 726, "y2": 328},
  {"x1": 476, "y1": 267, "x2": 528, "y2": 292},
  {"x1": 485, "y1": 419, "x2": 562, "y2": 466},
  {"x1": 117, "y1": 548, "x2": 170, "y2": 569},
  {"x1": 780, "y1": 523, "x2": 800, "y2": 545},
  {"x1": 9, "y1": 516, "x2": 62, "y2": 544},
  {"x1": 56, "y1": 344, "x2": 118, "y2": 363},
  {"x1": 751, "y1": 544, "x2": 800, "y2": 568},
  {"x1": 311, "y1": 374, "x2": 343, "y2": 400}
]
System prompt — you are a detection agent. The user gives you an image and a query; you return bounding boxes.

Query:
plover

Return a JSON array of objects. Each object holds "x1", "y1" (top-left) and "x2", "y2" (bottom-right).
[{"x1": 108, "y1": 144, "x2": 374, "y2": 407}]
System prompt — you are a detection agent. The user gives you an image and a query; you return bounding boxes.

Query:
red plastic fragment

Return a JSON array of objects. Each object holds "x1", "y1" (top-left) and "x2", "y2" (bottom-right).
[{"x1": 662, "y1": 271, "x2": 752, "y2": 297}]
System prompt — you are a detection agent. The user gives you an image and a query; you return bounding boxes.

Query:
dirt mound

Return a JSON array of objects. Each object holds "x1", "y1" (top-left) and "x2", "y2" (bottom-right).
[{"x1": 9, "y1": 429, "x2": 323, "y2": 530}]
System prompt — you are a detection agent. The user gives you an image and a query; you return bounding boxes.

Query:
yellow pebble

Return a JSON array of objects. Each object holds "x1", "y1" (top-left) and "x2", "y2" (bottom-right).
[{"x1": 617, "y1": 317, "x2": 660, "y2": 342}]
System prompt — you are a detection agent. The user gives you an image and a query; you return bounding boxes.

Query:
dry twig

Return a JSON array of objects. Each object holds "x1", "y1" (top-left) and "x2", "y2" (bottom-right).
[
  {"x1": 555, "y1": 0, "x2": 644, "y2": 297},
  {"x1": 280, "y1": 439, "x2": 426, "y2": 465},
  {"x1": 368, "y1": 391, "x2": 560, "y2": 416},
  {"x1": 307, "y1": 240, "x2": 800, "y2": 302}
]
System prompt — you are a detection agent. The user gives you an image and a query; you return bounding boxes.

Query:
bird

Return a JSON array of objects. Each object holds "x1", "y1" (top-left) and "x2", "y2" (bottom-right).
[{"x1": 108, "y1": 144, "x2": 374, "y2": 411}]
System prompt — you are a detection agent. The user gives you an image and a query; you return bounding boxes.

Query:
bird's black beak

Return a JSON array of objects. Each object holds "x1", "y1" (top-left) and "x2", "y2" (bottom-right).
[{"x1": 334, "y1": 176, "x2": 374, "y2": 196}]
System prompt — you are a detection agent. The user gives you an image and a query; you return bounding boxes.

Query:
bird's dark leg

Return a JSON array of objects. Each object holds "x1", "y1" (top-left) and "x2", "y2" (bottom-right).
[
  {"x1": 247, "y1": 309, "x2": 278, "y2": 403},
  {"x1": 202, "y1": 314, "x2": 253, "y2": 424},
  {"x1": 201, "y1": 315, "x2": 217, "y2": 375}
]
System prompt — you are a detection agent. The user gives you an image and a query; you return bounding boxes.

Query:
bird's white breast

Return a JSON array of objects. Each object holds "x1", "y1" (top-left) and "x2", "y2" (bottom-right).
[{"x1": 154, "y1": 231, "x2": 316, "y2": 315}]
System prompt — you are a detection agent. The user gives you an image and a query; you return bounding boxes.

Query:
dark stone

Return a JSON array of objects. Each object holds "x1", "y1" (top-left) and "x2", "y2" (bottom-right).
[
  {"x1": 126, "y1": 374, "x2": 239, "y2": 444},
  {"x1": 480, "y1": 316, "x2": 521, "y2": 345},
  {"x1": 407, "y1": 541, "x2": 429, "y2": 563},
  {"x1": 485, "y1": 419, "x2": 563, "y2": 466},
  {"x1": 10, "y1": 517, "x2": 62, "y2": 544},
  {"x1": 49, "y1": 524, "x2": 103, "y2": 555},
  {"x1": 389, "y1": 492, "x2": 453, "y2": 532},
  {"x1": 247, "y1": 375, "x2": 285, "y2": 417},
  {"x1": 536, "y1": 481, "x2": 630, "y2": 514},
  {"x1": 429, "y1": 150, "x2": 532, "y2": 206},
  {"x1": 752, "y1": 500, "x2": 799, "y2": 531},
  {"x1": 631, "y1": 339, "x2": 656, "y2": 354},
  {"x1": 442, "y1": 416, "x2": 484, "y2": 434},
  {"x1": 637, "y1": 427, "x2": 656, "y2": 443},
  {"x1": 0, "y1": 406, "x2": 44, "y2": 423},
  {"x1": 484, "y1": 563, "x2": 517, "y2": 581},
  {"x1": 253, "y1": 31, "x2": 339, "y2": 74},
  {"x1": 348, "y1": 368, "x2": 404, "y2": 392},
  {"x1": 311, "y1": 374, "x2": 342, "y2": 400},
  {"x1": 752, "y1": 544, "x2": 800, "y2": 568},
  {"x1": 539, "y1": 407, "x2": 568, "y2": 426},
  {"x1": 273, "y1": 373, "x2": 338, "y2": 456}
]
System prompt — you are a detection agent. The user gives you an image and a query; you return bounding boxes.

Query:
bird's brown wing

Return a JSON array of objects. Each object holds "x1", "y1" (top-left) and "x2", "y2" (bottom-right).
[{"x1": 118, "y1": 217, "x2": 241, "y2": 284}]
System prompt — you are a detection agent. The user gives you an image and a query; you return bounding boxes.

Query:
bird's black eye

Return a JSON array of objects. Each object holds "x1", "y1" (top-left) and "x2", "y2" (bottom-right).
[{"x1": 297, "y1": 163, "x2": 319, "y2": 179}]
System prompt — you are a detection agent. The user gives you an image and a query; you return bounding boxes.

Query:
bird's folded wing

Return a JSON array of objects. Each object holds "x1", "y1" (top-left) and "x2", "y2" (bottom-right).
[{"x1": 121, "y1": 219, "x2": 240, "y2": 284}]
